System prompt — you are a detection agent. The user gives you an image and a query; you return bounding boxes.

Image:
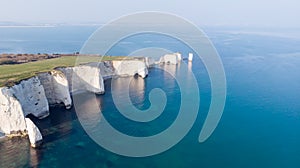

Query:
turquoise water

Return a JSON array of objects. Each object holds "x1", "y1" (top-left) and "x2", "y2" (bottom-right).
[{"x1": 1, "y1": 26, "x2": 300, "y2": 167}]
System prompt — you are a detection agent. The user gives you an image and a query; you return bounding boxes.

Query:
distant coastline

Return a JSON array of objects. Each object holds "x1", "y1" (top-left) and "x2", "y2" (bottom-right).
[
  {"x1": 0, "y1": 25, "x2": 56, "y2": 28},
  {"x1": 0, "y1": 21, "x2": 102, "y2": 28}
]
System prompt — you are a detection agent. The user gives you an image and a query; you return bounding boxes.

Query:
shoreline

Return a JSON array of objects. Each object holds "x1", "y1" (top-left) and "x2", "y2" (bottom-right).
[
  {"x1": 0, "y1": 52, "x2": 180, "y2": 148},
  {"x1": 0, "y1": 56, "x2": 153, "y2": 146}
]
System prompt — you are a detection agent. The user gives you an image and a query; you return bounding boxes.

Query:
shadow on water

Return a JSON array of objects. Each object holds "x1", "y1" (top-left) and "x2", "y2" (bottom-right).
[
  {"x1": 0, "y1": 136, "x2": 43, "y2": 168},
  {"x1": 29, "y1": 106, "x2": 78, "y2": 144},
  {"x1": 0, "y1": 105, "x2": 77, "y2": 168}
]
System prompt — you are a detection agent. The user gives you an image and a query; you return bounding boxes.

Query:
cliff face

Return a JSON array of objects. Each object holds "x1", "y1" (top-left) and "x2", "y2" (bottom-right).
[
  {"x1": 0, "y1": 87, "x2": 27, "y2": 134},
  {"x1": 58, "y1": 59, "x2": 149, "y2": 94},
  {"x1": 86, "y1": 59, "x2": 149, "y2": 79},
  {"x1": 25, "y1": 118, "x2": 43, "y2": 148},
  {"x1": 144, "y1": 57, "x2": 155, "y2": 68},
  {"x1": 58, "y1": 65, "x2": 105, "y2": 94},
  {"x1": 0, "y1": 58, "x2": 150, "y2": 144},
  {"x1": 38, "y1": 71, "x2": 72, "y2": 109},
  {"x1": 10, "y1": 77, "x2": 49, "y2": 119},
  {"x1": 112, "y1": 60, "x2": 148, "y2": 78},
  {"x1": 159, "y1": 54, "x2": 179, "y2": 65},
  {"x1": 97, "y1": 61, "x2": 115, "y2": 79}
]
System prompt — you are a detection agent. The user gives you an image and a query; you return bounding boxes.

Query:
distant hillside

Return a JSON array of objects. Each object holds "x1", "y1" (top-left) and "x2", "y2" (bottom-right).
[{"x1": 0, "y1": 21, "x2": 30, "y2": 26}]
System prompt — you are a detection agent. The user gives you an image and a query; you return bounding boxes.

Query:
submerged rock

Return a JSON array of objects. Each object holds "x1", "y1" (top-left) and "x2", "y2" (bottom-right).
[
  {"x1": 25, "y1": 118, "x2": 42, "y2": 148},
  {"x1": 75, "y1": 142, "x2": 85, "y2": 148}
]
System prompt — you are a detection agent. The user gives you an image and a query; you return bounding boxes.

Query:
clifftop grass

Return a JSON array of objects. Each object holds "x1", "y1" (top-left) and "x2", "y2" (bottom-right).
[{"x1": 0, "y1": 56, "x2": 126, "y2": 87}]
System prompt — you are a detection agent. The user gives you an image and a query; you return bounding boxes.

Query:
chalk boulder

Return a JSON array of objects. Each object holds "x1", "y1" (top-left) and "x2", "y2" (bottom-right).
[{"x1": 25, "y1": 118, "x2": 42, "y2": 148}]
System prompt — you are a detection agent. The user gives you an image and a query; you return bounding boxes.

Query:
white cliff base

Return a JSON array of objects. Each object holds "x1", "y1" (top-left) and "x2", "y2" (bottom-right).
[{"x1": 25, "y1": 118, "x2": 43, "y2": 148}]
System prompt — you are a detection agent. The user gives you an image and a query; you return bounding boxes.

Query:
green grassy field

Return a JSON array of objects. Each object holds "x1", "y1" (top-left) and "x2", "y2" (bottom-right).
[{"x1": 0, "y1": 56, "x2": 126, "y2": 87}]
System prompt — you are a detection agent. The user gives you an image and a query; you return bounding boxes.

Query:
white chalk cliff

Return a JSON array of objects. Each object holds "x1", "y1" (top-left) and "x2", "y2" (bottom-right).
[
  {"x1": 144, "y1": 57, "x2": 155, "y2": 68},
  {"x1": 112, "y1": 59, "x2": 148, "y2": 78},
  {"x1": 97, "y1": 61, "x2": 115, "y2": 79},
  {"x1": 38, "y1": 71, "x2": 72, "y2": 109},
  {"x1": 0, "y1": 87, "x2": 43, "y2": 147},
  {"x1": 0, "y1": 87, "x2": 27, "y2": 135},
  {"x1": 0, "y1": 58, "x2": 150, "y2": 147},
  {"x1": 58, "y1": 65, "x2": 105, "y2": 94},
  {"x1": 159, "y1": 53, "x2": 180, "y2": 65},
  {"x1": 25, "y1": 118, "x2": 43, "y2": 148},
  {"x1": 10, "y1": 77, "x2": 49, "y2": 119},
  {"x1": 58, "y1": 59, "x2": 149, "y2": 93}
]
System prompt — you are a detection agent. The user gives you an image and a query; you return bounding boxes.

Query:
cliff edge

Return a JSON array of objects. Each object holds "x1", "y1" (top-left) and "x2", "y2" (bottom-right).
[{"x1": 0, "y1": 58, "x2": 150, "y2": 147}]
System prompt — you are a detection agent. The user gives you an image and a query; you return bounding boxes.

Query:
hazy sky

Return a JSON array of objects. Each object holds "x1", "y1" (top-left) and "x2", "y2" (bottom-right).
[{"x1": 0, "y1": 0, "x2": 299, "y2": 27}]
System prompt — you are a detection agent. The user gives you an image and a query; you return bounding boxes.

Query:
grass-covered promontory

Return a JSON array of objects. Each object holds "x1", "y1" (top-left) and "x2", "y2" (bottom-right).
[{"x1": 0, "y1": 56, "x2": 126, "y2": 87}]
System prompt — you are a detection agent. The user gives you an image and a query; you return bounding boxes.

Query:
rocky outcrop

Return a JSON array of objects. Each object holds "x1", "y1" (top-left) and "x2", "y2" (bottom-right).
[
  {"x1": 10, "y1": 77, "x2": 49, "y2": 119},
  {"x1": 0, "y1": 87, "x2": 27, "y2": 135},
  {"x1": 159, "y1": 53, "x2": 179, "y2": 65},
  {"x1": 0, "y1": 70, "x2": 72, "y2": 135},
  {"x1": 0, "y1": 87, "x2": 43, "y2": 148},
  {"x1": 0, "y1": 58, "x2": 150, "y2": 143},
  {"x1": 175, "y1": 52, "x2": 182, "y2": 61},
  {"x1": 58, "y1": 59, "x2": 149, "y2": 93},
  {"x1": 85, "y1": 61, "x2": 115, "y2": 79},
  {"x1": 58, "y1": 65, "x2": 105, "y2": 94},
  {"x1": 38, "y1": 71, "x2": 72, "y2": 109},
  {"x1": 25, "y1": 118, "x2": 42, "y2": 148},
  {"x1": 144, "y1": 57, "x2": 155, "y2": 68},
  {"x1": 112, "y1": 59, "x2": 148, "y2": 78}
]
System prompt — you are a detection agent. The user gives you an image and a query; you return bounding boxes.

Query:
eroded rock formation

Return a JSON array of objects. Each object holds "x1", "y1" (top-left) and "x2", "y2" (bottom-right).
[
  {"x1": 0, "y1": 87, "x2": 27, "y2": 135},
  {"x1": 159, "y1": 53, "x2": 179, "y2": 65},
  {"x1": 112, "y1": 59, "x2": 148, "y2": 78},
  {"x1": 10, "y1": 77, "x2": 49, "y2": 119},
  {"x1": 0, "y1": 58, "x2": 151, "y2": 147},
  {"x1": 38, "y1": 71, "x2": 72, "y2": 109},
  {"x1": 25, "y1": 118, "x2": 43, "y2": 148}
]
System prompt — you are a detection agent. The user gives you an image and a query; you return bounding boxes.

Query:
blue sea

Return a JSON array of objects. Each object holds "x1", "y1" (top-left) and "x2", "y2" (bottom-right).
[{"x1": 0, "y1": 26, "x2": 300, "y2": 168}]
